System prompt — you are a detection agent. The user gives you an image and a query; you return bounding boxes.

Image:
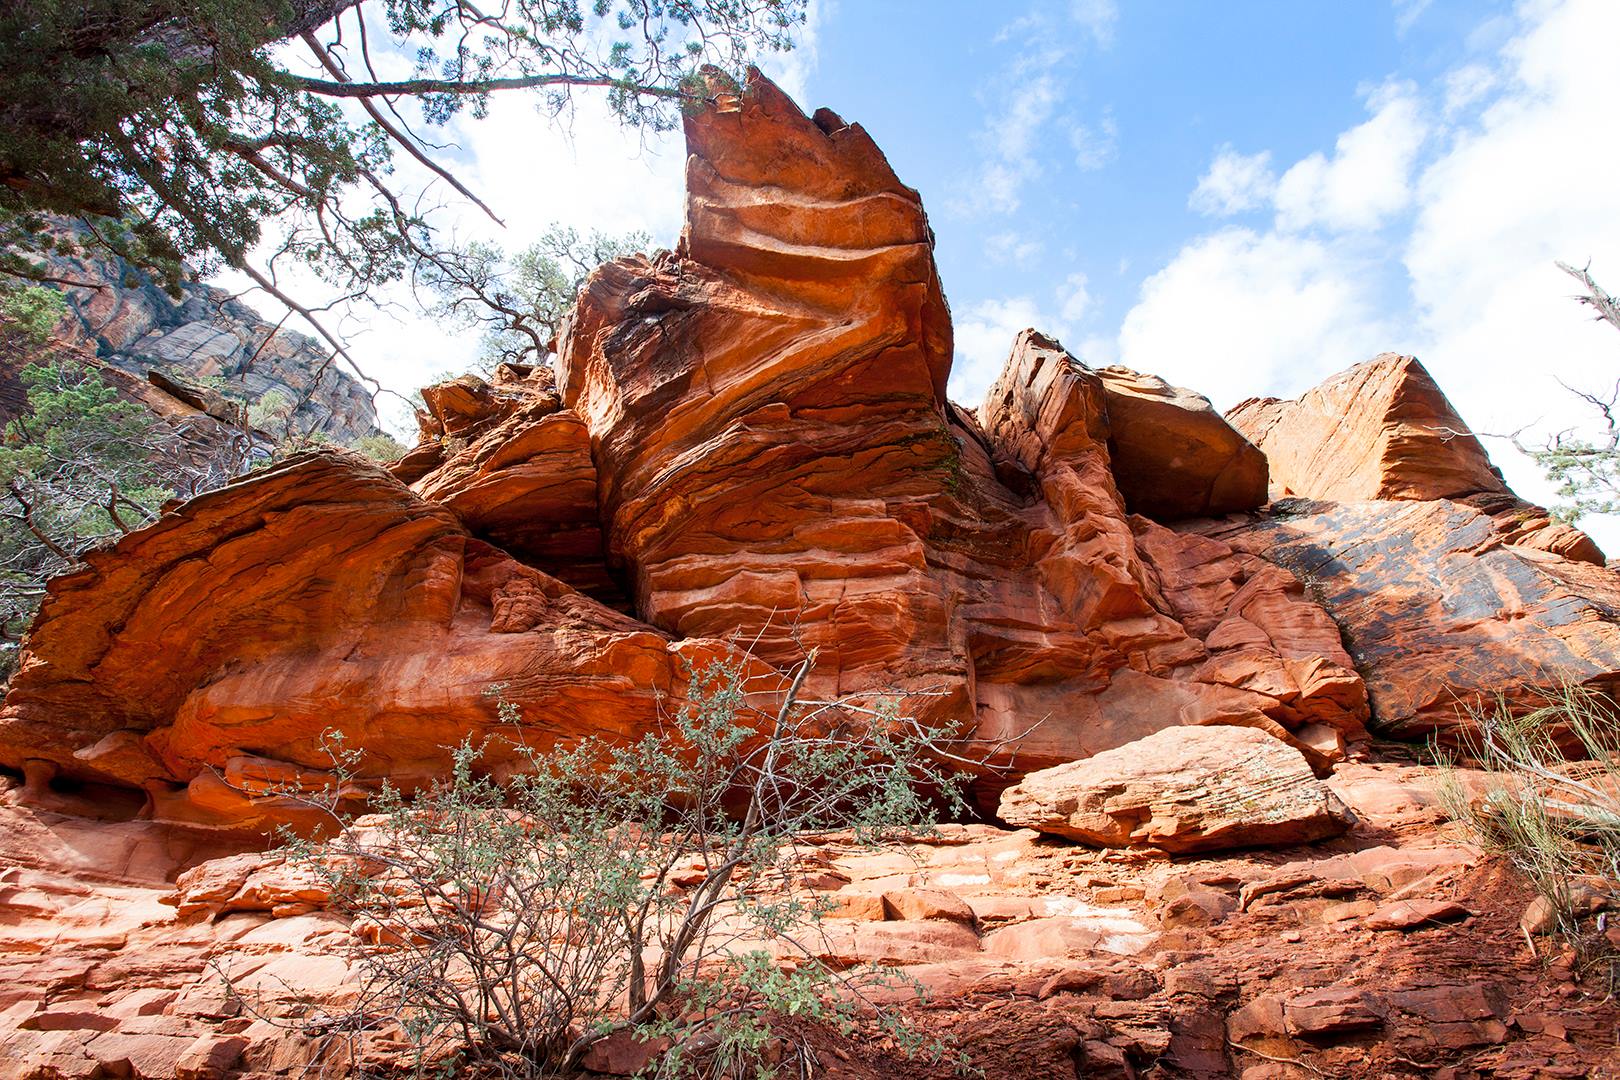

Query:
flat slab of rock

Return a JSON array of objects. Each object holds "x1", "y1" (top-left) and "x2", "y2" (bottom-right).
[
  {"x1": 997, "y1": 725, "x2": 1353, "y2": 853},
  {"x1": 1364, "y1": 898, "x2": 1471, "y2": 931}
]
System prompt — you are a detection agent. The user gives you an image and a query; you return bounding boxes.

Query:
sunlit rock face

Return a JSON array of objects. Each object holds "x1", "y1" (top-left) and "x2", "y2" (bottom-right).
[
  {"x1": 6, "y1": 65, "x2": 1620, "y2": 1080},
  {"x1": 0, "y1": 68, "x2": 1376, "y2": 825},
  {"x1": 12, "y1": 66, "x2": 1619, "y2": 824},
  {"x1": 1227, "y1": 352, "x2": 1601, "y2": 566},
  {"x1": 1190, "y1": 493, "x2": 1620, "y2": 742},
  {"x1": 1228, "y1": 353, "x2": 1506, "y2": 504},
  {"x1": 554, "y1": 70, "x2": 1367, "y2": 774},
  {"x1": 0, "y1": 452, "x2": 753, "y2": 827},
  {"x1": 1205, "y1": 351, "x2": 1620, "y2": 740}
]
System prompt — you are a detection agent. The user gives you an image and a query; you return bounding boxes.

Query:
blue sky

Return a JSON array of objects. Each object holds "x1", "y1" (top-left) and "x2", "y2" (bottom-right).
[
  {"x1": 245, "y1": 0, "x2": 1620, "y2": 548},
  {"x1": 810, "y1": 0, "x2": 1523, "y2": 394}
]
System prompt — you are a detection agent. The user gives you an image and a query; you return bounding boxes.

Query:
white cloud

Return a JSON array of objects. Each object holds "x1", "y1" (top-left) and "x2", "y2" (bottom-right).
[
  {"x1": 947, "y1": 275, "x2": 1099, "y2": 408},
  {"x1": 1274, "y1": 82, "x2": 1427, "y2": 232},
  {"x1": 966, "y1": 65, "x2": 1065, "y2": 214},
  {"x1": 1117, "y1": 228, "x2": 1392, "y2": 406},
  {"x1": 1070, "y1": 114, "x2": 1118, "y2": 172},
  {"x1": 310, "y1": 93, "x2": 688, "y2": 418},
  {"x1": 1069, "y1": 0, "x2": 1119, "y2": 47},
  {"x1": 963, "y1": 4, "x2": 1120, "y2": 215},
  {"x1": 950, "y1": 296, "x2": 1072, "y2": 406},
  {"x1": 974, "y1": 163, "x2": 1025, "y2": 216},
  {"x1": 1442, "y1": 62, "x2": 1496, "y2": 116},
  {"x1": 996, "y1": 69, "x2": 1064, "y2": 163},
  {"x1": 1189, "y1": 146, "x2": 1276, "y2": 216},
  {"x1": 1401, "y1": 0, "x2": 1620, "y2": 547},
  {"x1": 1115, "y1": 0, "x2": 1620, "y2": 551},
  {"x1": 759, "y1": 0, "x2": 826, "y2": 104},
  {"x1": 987, "y1": 232, "x2": 1044, "y2": 266},
  {"x1": 1058, "y1": 272, "x2": 1092, "y2": 324},
  {"x1": 1393, "y1": 0, "x2": 1434, "y2": 34}
]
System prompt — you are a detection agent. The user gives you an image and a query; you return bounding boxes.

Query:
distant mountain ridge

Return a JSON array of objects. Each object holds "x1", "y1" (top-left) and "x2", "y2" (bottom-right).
[{"x1": 4, "y1": 222, "x2": 382, "y2": 445}]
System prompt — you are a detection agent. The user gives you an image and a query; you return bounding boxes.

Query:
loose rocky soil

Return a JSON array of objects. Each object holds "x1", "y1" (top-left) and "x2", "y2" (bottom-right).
[{"x1": 3, "y1": 759, "x2": 1615, "y2": 1079}]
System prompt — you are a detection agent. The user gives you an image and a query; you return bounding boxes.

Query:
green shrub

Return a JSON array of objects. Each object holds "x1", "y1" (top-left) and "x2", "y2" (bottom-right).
[
  {"x1": 236, "y1": 654, "x2": 975, "y2": 1079},
  {"x1": 353, "y1": 433, "x2": 406, "y2": 463},
  {"x1": 0, "y1": 360, "x2": 178, "y2": 672},
  {"x1": 0, "y1": 284, "x2": 67, "y2": 346}
]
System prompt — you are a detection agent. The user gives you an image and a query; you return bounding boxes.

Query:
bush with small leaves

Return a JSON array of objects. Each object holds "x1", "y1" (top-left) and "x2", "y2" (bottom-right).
[{"x1": 237, "y1": 653, "x2": 978, "y2": 1079}]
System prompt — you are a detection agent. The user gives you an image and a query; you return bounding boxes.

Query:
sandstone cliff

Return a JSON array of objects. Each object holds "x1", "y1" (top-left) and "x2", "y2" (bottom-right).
[
  {"x1": 1, "y1": 68, "x2": 1618, "y2": 1080},
  {"x1": 0, "y1": 70, "x2": 1370, "y2": 825}
]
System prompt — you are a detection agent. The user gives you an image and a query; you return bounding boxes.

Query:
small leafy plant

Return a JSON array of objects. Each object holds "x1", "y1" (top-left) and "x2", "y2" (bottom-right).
[{"x1": 238, "y1": 652, "x2": 975, "y2": 1079}]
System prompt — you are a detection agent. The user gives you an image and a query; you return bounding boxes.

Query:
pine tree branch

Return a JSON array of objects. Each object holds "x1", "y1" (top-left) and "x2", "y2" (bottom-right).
[
  {"x1": 297, "y1": 31, "x2": 504, "y2": 227},
  {"x1": 277, "y1": 70, "x2": 687, "y2": 101}
]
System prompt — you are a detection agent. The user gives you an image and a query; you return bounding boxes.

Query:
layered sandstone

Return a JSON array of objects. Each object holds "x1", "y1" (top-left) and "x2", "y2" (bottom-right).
[
  {"x1": 1227, "y1": 353, "x2": 1602, "y2": 565},
  {"x1": 395, "y1": 364, "x2": 621, "y2": 604},
  {"x1": 0, "y1": 452, "x2": 742, "y2": 826},
  {"x1": 1198, "y1": 352, "x2": 1620, "y2": 740},
  {"x1": 1227, "y1": 353, "x2": 1504, "y2": 504},
  {"x1": 3, "y1": 62, "x2": 1620, "y2": 1080},
  {"x1": 0, "y1": 68, "x2": 1376, "y2": 827},
  {"x1": 1193, "y1": 495, "x2": 1620, "y2": 741},
  {"x1": 971, "y1": 331, "x2": 1367, "y2": 769},
  {"x1": 551, "y1": 71, "x2": 1367, "y2": 775},
  {"x1": 554, "y1": 68, "x2": 961, "y2": 723},
  {"x1": 997, "y1": 725, "x2": 1353, "y2": 852}
]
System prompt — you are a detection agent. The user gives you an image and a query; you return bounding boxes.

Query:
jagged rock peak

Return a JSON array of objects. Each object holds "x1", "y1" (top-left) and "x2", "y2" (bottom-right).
[
  {"x1": 673, "y1": 65, "x2": 953, "y2": 398},
  {"x1": 1227, "y1": 352, "x2": 1503, "y2": 504}
]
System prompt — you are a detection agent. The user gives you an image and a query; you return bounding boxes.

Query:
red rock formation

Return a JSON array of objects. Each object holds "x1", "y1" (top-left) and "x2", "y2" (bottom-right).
[
  {"x1": 1228, "y1": 353, "x2": 1505, "y2": 503},
  {"x1": 1229, "y1": 352, "x2": 1602, "y2": 564},
  {"x1": 4, "y1": 760, "x2": 1616, "y2": 1079},
  {"x1": 0, "y1": 70, "x2": 1371, "y2": 822},
  {"x1": 971, "y1": 330, "x2": 1367, "y2": 769},
  {"x1": 0, "y1": 451, "x2": 742, "y2": 826},
  {"x1": 397, "y1": 364, "x2": 621, "y2": 603},
  {"x1": 555, "y1": 69, "x2": 961, "y2": 723},
  {"x1": 5, "y1": 65, "x2": 1620, "y2": 1080},
  {"x1": 1096, "y1": 365, "x2": 1267, "y2": 520},
  {"x1": 553, "y1": 73, "x2": 1365, "y2": 770},
  {"x1": 1200, "y1": 352, "x2": 1620, "y2": 741},
  {"x1": 1192, "y1": 496, "x2": 1620, "y2": 741}
]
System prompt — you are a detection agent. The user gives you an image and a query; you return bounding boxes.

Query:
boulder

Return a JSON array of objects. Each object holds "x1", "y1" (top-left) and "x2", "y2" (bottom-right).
[
  {"x1": 1096, "y1": 365, "x2": 1267, "y2": 520},
  {"x1": 1363, "y1": 898, "x2": 1470, "y2": 931},
  {"x1": 997, "y1": 725, "x2": 1353, "y2": 853}
]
